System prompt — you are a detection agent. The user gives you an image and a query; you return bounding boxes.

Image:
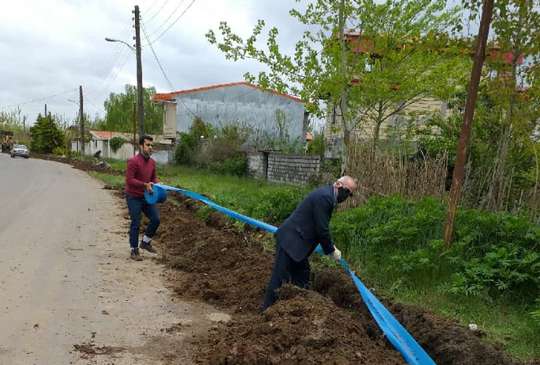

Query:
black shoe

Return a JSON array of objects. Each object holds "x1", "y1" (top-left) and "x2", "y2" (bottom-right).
[
  {"x1": 140, "y1": 242, "x2": 157, "y2": 254},
  {"x1": 130, "y1": 248, "x2": 143, "y2": 261}
]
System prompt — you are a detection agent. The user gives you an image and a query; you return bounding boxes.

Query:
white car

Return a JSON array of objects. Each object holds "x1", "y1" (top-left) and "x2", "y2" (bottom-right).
[{"x1": 10, "y1": 144, "x2": 30, "y2": 158}]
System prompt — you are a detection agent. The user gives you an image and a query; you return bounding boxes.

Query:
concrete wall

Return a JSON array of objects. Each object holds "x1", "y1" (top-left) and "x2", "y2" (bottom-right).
[
  {"x1": 152, "y1": 149, "x2": 173, "y2": 165},
  {"x1": 324, "y1": 97, "x2": 448, "y2": 158},
  {"x1": 174, "y1": 85, "x2": 305, "y2": 142},
  {"x1": 247, "y1": 152, "x2": 267, "y2": 179},
  {"x1": 248, "y1": 152, "x2": 321, "y2": 186},
  {"x1": 71, "y1": 140, "x2": 172, "y2": 164},
  {"x1": 163, "y1": 102, "x2": 177, "y2": 138}
]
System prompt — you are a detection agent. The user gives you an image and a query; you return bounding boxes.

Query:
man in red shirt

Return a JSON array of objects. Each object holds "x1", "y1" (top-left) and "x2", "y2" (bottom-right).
[{"x1": 125, "y1": 135, "x2": 160, "y2": 261}]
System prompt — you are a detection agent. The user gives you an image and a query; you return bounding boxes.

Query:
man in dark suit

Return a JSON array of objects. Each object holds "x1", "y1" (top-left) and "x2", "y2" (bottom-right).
[{"x1": 262, "y1": 176, "x2": 358, "y2": 310}]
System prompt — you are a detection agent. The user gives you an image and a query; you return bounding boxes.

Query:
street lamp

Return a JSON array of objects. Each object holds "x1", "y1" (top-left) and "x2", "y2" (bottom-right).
[
  {"x1": 104, "y1": 37, "x2": 135, "y2": 52},
  {"x1": 105, "y1": 6, "x2": 144, "y2": 140}
]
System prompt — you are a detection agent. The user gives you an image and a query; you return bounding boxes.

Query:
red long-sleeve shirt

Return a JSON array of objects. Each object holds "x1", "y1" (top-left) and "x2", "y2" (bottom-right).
[{"x1": 125, "y1": 153, "x2": 157, "y2": 198}]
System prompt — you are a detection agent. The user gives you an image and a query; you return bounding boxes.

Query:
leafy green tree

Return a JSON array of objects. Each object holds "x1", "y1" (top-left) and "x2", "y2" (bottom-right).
[
  {"x1": 433, "y1": 1, "x2": 540, "y2": 219},
  {"x1": 207, "y1": 0, "x2": 467, "y2": 161},
  {"x1": 100, "y1": 85, "x2": 163, "y2": 134},
  {"x1": 477, "y1": 0, "x2": 540, "y2": 211},
  {"x1": 29, "y1": 113, "x2": 65, "y2": 153}
]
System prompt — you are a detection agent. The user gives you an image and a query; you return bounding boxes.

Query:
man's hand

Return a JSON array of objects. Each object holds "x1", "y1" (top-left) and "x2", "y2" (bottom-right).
[
  {"x1": 332, "y1": 247, "x2": 342, "y2": 262},
  {"x1": 144, "y1": 182, "x2": 154, "y2": 193}
]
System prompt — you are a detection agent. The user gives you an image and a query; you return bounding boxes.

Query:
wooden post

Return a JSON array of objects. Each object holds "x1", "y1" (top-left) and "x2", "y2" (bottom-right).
[{"x1": 443, "y1": 0, "x2": 494, "y2": 245}]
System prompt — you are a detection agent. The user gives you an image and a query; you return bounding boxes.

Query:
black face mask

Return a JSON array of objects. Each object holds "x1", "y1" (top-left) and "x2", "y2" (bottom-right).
[{"x1": 336, "y1": 187, "x2": 351, "y2": 203}]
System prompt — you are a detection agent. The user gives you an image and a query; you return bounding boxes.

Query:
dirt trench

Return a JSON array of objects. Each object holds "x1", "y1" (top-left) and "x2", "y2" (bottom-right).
[{"x1": 153, "y1": 193, "x2": 529, "y2": 365}]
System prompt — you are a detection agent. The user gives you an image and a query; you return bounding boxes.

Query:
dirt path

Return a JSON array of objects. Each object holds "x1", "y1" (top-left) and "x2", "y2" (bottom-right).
[{"x1": 0, "y1": 154, "x2": 225, "y2": 364}]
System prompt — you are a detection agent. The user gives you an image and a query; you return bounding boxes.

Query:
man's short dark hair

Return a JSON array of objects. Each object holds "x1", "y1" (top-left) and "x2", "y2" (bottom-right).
[{"x1": 139, "y1": 135, "x2": 153, "y2": 145}]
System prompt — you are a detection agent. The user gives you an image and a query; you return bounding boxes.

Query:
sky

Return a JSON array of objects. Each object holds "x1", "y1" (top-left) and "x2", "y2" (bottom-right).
[{"x1": 0, "y1": 0, "x2": 306, "y2": 125}]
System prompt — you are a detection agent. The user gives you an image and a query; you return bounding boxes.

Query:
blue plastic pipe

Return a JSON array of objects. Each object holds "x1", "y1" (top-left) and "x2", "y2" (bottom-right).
[{"x1": 146, "y1": 183, "x2": 436, "y2": 365}]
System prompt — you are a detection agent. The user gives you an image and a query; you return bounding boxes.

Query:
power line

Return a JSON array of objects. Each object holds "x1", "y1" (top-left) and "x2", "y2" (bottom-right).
[
  {"x1": 143, "y1": 0, "x2": 187, "y2": 43},
  {"x1": 141, "y1": 20, "x2": 175, "y2": 91},
  {"x1": 142, "y1": 0, "x2": 160, "y2": 16},
  {"x1": 87, "y1": 45, "x2": 132, "y2": 104},
  {"x1": 0, "y1": 88, "x2": 78, "y2": 111},
  {"x1": 144, "y1": 0, "x2": 171, "y2": 26},
  {"x1": 86, "y1": 15, "x2": 135, "y2": 103},
  {"x1": 148, "y1": 0, "x2": 196, "y2": 44},
  {"x1": 99, "y1": 46, "x2": 131, "y2": 91},
  {"x1": 141, "y1": 20, "x2": 198, "y2": 119}
]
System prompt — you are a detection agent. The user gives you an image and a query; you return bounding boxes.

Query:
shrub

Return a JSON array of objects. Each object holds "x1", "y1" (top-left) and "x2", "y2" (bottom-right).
[
  {"x1": 307, "y1": 132, "x2": 325, "y2": 156},
  {"x1": 30, "y1": 114, "x2": 65, "y2": 153},
  {"x1": 174, "y1": 133, "x2": 198, "y2": 165},
  {"x1": 191, "y1": 117, "x2": 214, "y2": 139},
  {"x1": 52, "y1": 146, "x2": 66, "y2": 156},
  {"x1": 251, "y1": 188, "x2": 305, "y2": 224},
  {"x1": 331, "y1": 195, "x2": 540, "y2": 301},
  {"x1": 532, "y1": 298, "x2": 540, "y2": 325},
  {"x1": 109, "y1": 136, "x2": 126, "y2": 152},
  {"x1": 209, "y1": 156, "x2": 248, "y2": 176}
]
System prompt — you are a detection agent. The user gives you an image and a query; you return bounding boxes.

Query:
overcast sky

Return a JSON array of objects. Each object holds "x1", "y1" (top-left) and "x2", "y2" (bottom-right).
[{"x1": 0, "y1": 0, "x2": 306, "y2": 125}]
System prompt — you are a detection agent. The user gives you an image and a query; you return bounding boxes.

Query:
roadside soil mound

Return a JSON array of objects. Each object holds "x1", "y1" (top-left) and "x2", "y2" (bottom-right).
[
  {"x1": 198, "y1": 285, "x2": 404, "y2": 365},
  {"x1": 155, "y1": 193, "x2": 529, "y2": 365},
  {"x1": 34, "y1": 154, "x2": 122, "y2": 175}
]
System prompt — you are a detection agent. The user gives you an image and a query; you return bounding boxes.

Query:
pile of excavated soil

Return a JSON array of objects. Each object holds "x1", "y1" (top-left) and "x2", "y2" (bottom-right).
[
  {"x1": 199, "y1": 286, "x2": 405, "y2": 365},
  {"x1": 156, "y1": 196, "x2": 273, "y2": 313},
  {"x1": 34, "y1": 154, "x2": 122, "y2": 175},
  {"x1": 155, "y1": 193, "x2": 531, "y2": 365}
]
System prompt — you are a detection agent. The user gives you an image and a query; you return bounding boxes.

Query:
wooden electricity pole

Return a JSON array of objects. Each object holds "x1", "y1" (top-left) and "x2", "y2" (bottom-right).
[
  {"x1": 443, "y1": 0, "x2": 494, "y2": 245},
  {"x1": 133, "y1": 102, "x2": 137, "y2": 156},
  {"x1": 134, "y1": 5, "x2": 145, "y2": 137},
  {"x1": 79, "y1": 85, "x2": 85, "y2": 156}
]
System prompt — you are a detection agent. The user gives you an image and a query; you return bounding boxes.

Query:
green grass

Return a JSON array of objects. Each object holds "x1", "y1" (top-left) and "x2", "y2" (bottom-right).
[
  {"x1": 90, "y1": 159, "x2": 539, "y2": 362},
  {"x1": 89, "y1": 171, "x2": 124, "y2": 188},
  {"x1": 385, "y1": 286, "x2": 539, "y2": 360},
  {"x1": 94, "y1": 162, "x2": 309, "y2": 225}
]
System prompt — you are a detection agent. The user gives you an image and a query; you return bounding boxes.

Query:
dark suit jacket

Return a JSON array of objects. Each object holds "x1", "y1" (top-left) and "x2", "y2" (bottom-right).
[{"x1": 276, "y1": 185, "x2": 336, "y2": 262}]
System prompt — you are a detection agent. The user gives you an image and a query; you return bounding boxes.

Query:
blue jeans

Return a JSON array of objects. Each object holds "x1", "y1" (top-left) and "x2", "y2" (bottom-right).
[
  {"x1": 262, "y1": 243, "x2": 310, "y2": 311},
  {"x1": 126, "y1": 193, "x2": 160, "y2": 249}
]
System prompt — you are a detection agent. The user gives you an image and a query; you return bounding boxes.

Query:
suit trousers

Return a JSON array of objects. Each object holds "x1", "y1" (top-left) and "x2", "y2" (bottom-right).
[{"x1": 262, "y1": 242, "x2": 310, "y2": 311}]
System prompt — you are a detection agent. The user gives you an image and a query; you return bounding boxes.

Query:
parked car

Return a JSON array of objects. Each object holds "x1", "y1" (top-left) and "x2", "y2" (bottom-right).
[{"x1": 10, "y1": 144, "x2": 30, "y2": 158}]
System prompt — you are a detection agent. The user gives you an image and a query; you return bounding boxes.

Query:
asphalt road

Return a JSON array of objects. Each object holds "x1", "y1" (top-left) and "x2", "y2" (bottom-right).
[{"x1": 0, "y1": 153, "x2": 224, "y2": 364}]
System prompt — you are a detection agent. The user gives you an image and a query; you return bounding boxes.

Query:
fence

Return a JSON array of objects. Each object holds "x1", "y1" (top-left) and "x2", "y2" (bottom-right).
[
  {"x1": 346, "y1": 145, "x2": 448, "y2": 207},
  {"x1": 248, "y1": 152, "x2": 321, "y2": 185},
  {"x1": 71, "y1": 140, "x2": 174, "y2": 164}
]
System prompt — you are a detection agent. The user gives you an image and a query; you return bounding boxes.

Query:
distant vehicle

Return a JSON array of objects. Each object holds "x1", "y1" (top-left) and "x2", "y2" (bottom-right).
[
  {"x1": 10, "y1": 144, "x2": 30, "y2": 159},
  {"x1": 0, "y1": 130, "x2": 14, "y2": 153}
]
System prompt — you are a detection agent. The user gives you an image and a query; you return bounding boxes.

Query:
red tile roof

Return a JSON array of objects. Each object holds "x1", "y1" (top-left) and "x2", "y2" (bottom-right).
[
  {"x1": 89, "y1": 130, "x2": 172, "y2": 144},
  {"x1": 90, "y1": 130, "x2": 114, "y2": 140},
  {"x1": 152, "y1": 81, "x2": 303, "y2": 103}
]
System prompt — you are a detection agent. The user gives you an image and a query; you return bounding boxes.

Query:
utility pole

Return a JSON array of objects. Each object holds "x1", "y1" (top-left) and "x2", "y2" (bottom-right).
[
  {"x1": 79, "y1": 85, "x2": 85, "y2": 156},
  {"x1": 133, "y1": 5, "x2": 145, "y2": 137},
  {"x1": 44, "y1": 104, "x2": 47, "y2": 116},
  {"x1": 133, "y1": 102, "x2": 137, "y2": 156},
  {"x1": 443, "y1": 0, "x2": 494, "y2": 245}
]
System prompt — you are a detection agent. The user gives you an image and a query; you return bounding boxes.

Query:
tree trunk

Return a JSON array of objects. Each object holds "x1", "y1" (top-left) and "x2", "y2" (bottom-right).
[
  {"x1": 338, "y1": 0, "x2": 349, "y2": 175},
  {"x1": 372, "y1": 121, "x2": 382, "y2": 153},
  {"x1": 484, "y1": 1, "x2": 525, "y2": 212},
  {"x1": 443, "y1": 0, "x2": 494, "y2": 246}
]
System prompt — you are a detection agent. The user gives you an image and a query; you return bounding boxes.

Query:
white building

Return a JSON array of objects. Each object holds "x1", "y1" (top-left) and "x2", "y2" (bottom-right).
[
  {"x1": 152, "y1": 81, "x2": 308, "y2": 145},
  {"x1": 71, "y1": 130, "x2": 173, "y2": 164}
]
